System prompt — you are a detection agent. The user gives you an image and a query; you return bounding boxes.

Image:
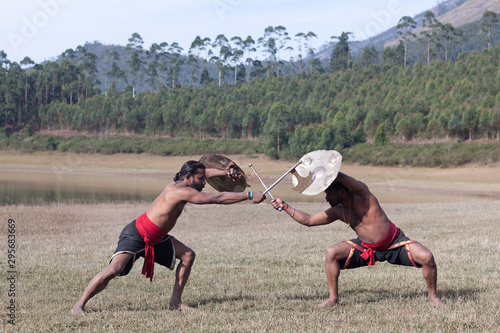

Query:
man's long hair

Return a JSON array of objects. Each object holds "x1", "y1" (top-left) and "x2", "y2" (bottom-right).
[{"x1": 174, "y1": 160, "x2": 205, "y2": 182}]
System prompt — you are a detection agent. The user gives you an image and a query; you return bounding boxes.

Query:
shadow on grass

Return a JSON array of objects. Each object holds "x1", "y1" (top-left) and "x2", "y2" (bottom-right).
[
  {"x1": 196, "y1": 295, "x2": 257, "y2": 306},
  {"x1": 83, "y1": 287, "x2": 482, "y2": 313},
  {"x1": 282, "y1": 287, "x2": 483, "y2": 304},
  {"x1": 83, "y1": 295, "x2": 259, "y2": 313}
]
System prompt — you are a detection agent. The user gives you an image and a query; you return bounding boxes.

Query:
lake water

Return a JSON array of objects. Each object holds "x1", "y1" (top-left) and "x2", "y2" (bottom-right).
[
  {"x1": 0, "y1": 169, "x2": 168, "y2": 205},
  {"x1": 1, "y1": 166, "x2": 487, "y2": 205},
  {"x1": 0, "y1": 168, "x2": 326, "y2": 205}
]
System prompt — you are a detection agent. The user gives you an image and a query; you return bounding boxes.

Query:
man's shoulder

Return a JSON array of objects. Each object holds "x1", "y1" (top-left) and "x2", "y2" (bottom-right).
[{"x1": 164, "y1": 184, "x2": 203, "y2": 200}]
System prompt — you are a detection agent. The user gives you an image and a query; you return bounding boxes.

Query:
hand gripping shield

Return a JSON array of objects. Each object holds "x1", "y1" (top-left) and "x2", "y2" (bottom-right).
[{"x1": 199, "y1": 154, "x2": 249, "y2": 192}]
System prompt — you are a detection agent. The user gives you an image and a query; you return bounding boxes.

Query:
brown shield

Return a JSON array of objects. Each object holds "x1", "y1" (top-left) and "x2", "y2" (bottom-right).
[{"x1": 199, "y1": 154, "x2": 249, "y2": 192}]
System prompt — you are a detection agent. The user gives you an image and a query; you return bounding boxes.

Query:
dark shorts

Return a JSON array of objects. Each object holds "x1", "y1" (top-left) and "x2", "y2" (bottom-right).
[
  {"x1": 111, "y1": 220, "x2": 176, "y2": 276},
  {"x1": 339, "y1": 229, "x2": 422, "y2": 269}
]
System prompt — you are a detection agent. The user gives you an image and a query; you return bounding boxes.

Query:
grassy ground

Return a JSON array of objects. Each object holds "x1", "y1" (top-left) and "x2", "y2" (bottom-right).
[
  {"x1": 1, "y1": 152, "x2": 500, "y2": 332},
  {"x1": 1, "y1": 202, "x2": 499, "y2": 332}
]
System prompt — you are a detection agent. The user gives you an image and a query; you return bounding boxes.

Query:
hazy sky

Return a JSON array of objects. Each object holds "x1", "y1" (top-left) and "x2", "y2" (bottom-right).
[{"x1": 1, "y1": 0, "x2": 439, "y2": 64}]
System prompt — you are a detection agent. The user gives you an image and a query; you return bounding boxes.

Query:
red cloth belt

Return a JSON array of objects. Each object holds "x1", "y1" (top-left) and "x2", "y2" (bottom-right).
[
  {"x1": 135, "y1": 213, "x2": 167, "y2": 281},
  {"x1": 359, "y1": 222, "x2": 399, "y2": 265}
]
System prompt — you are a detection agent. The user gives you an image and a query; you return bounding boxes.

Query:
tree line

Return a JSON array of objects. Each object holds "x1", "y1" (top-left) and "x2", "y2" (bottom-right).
[{"x1": 0, "y1": 11, "x2": 499, "y2": 159}]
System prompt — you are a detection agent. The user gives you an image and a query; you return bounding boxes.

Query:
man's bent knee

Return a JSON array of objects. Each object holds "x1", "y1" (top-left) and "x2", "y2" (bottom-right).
[
  {"x1": 416, "y1": 249, "x2": 436, "y2": 267},
  {"x1": 181, "y1": 250, "x2": 195, "y2": 266},
  {"x1": 325, "y1": 245, "x2": 343, "y2": 261}
]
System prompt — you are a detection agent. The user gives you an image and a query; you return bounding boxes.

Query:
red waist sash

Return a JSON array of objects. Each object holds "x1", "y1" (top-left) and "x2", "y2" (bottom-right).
[
  {"x1": 135, "y1": 213, "x2": 167, "y2": 281},
  {"x1": 359, "y1": 222, "x2": 399, "y2": 265}
]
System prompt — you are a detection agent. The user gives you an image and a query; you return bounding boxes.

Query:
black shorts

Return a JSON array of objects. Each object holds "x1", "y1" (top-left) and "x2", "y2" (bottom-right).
[
  {"x1": 110, "y1": 220, "x2": 176, "y2": 276},
  {"x1": 339, "y1": 229, "x2": 422, "y2": 269}
]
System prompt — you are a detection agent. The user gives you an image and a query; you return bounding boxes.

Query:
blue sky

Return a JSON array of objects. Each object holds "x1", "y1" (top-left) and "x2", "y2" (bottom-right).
[{"x1": 1, "y1": 0, "x2": 439, "y2": 64}]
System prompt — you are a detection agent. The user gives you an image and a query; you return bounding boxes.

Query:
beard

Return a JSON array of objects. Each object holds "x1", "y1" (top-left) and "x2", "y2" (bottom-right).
[{"x1": 189, "y1": 182, "x2": 204, "y2": 192}]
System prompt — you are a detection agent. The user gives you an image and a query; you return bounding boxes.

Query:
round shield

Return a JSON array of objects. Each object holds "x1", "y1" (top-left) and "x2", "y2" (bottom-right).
[
  {"x1": 199, "y1": 154, "x2": 248, "y2": 192},
  {"x1": 291, "y1": 150, "x2": 342, "y2": 196}
]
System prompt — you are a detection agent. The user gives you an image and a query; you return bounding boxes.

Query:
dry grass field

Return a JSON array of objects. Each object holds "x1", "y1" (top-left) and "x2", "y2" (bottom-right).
[{"x1": 1, "y1": 152, "x2": 500, "y2": 332}]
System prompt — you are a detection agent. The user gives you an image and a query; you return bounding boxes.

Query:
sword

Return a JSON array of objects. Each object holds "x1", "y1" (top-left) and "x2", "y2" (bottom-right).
[{"x1": 248, "y1": 163, "x2": 281, "y2": 211}]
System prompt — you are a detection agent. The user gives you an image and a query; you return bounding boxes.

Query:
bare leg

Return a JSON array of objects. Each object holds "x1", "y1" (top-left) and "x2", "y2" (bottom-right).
[
  {"x1": 319, "y1": 242, "x2": 351, "y2": 308},
  {"x1": 71, "y1": 253, "x2": 132, "y2": 314},
  {"x1": 409, "y1": 243, "x2": 445, "y2": 307},
  {"x1": 169, "y1": 238, "x2": 195, "y2": 311}
]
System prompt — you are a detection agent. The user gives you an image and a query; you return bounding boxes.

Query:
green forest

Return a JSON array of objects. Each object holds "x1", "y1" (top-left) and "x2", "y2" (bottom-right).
[{"x1": 1, "y1": 10, "x2": 499, "y2": 164}]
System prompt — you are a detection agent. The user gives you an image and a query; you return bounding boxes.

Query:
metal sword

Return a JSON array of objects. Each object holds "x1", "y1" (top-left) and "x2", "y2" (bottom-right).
[
  {"x1": 262, "y1": 160, "x2": 302, "y2": 195},
  {"x1": 248, "y1": 163, "x2": 281, "y2": 211}
]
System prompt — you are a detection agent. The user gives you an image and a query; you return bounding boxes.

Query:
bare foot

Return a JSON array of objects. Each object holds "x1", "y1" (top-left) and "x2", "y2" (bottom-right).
[
  {"x1": 169, "y1": 302, "x2": 195, "y2": 311},
  {"x1": 71, "y1": 304, "x2": 85, "y2": 315},
  {"x1": 429, "y1": 296, "x2": 446, "y2": 308},
  {"x1": 318, "y1": 299, "x2": 339, "y2": 308}
]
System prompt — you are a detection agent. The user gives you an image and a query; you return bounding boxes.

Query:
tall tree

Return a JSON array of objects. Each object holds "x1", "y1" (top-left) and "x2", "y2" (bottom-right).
[
  {"x1": 330, "y1": 32, "x2": 352, "y2": 71},
  {"x1": 295, "y1": 32, "x2": 306, "y2": 73},
  {"x1": 480, "y1": 10, "x2": 499, "y2": 50},
  {"x1": 361, "y1": 46, "x2": 379, "y2": 66},
  {"x1": 439, "y1": 23, "x2": 463, "y2": 61},
  {"x1": 167, "y1": 42, "x2": 184, "y2": 90},
  {"x1": 304, "y1": 31, "x2": 317, "y2": 74},
  {"x1": 396, "y1": 16, "x2": 416, "y2": 67},
  {"x1": 258, "y1": 26, "x2": 278, "y2": 78},
  {"x1": 20, "y1": 56, "x2": 35, "y2": 124},
  {"x1": 210, "y1": 34, "x2": 231, "y2": 86},
  {"x1": 242, "y1": 36, "x2": 256, "y2": 82},
  {"x1": 188, "y1": 36, "x2": 205, "y2": 88},
  {"x1": 146, "y1": 42, "x2": 167, "y2": 92},
  {"x1": 126, "y1": 32, "x2": 146, "y2": 97},
  {"x1": 419, "y1": 11, "x2": 441, "y2": 64},
  {"x1": 230, "y1": 36, "x2": 245, "y2": 83},
  {"x1": 273, "y1": 26, "x2": 291, "y2": 77}
]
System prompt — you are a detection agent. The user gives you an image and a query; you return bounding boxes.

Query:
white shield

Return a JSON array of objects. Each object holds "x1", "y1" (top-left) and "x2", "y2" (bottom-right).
[{"x1": 291, "y1": 150, "x2": 342, "y2": 195}]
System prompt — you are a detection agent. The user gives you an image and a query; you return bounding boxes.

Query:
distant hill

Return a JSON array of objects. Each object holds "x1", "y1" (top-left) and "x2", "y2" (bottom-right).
[
  {"x1": 431, "y1": 0, "x2": 500, "y2": 28},
  {"x1": 42, "y1": 0, "x2": 499, "y2": 92},
  {"x1": 315, "y1": 0, "x2": 500, "y2": 61},
  {"x1": 385, "y1": 0, "x2": 500, "y2": 48}
]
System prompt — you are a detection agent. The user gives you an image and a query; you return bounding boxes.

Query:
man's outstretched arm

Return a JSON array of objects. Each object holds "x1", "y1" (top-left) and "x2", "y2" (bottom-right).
[{"x1": 271, "y1": 197, "x2": 339, "y2": 227}]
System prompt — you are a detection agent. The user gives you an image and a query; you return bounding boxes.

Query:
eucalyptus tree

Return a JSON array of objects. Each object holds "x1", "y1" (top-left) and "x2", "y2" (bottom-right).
[
  {"x1": 20, "y1": 56, "x2": 35, "y2": 124},
  {"x1": 330, "y1": 32, "x2": 352, "y2": 71},
  {"x1": 361, "y1": 46, "x2": 379, "y2": 66},
  {"x1": 294, "y1": 32, "x2": 306, "y2": 73},
  {"x1": 103, "y1": 50, "x2": 124, "y2": 91},
  {"x1": 264, "y1": 102, "x2": 291, "y2": 154},
  {"x1": 396, "y1": 16, "x2": 416, "y2": 67},
  {"x1": 419, "y1": 11, "x2": 442, "y2": 64},
  {"x1": 167, "y1": 42, "x2": 184, "y2": 89},
  {"x1": 188, "y1": 36, "x2": 206, "y2": 88},
  {"x1": 230, "y1": 36, "x2": 246, "y2": 83},
  {"x1": 273, "y1": 26, "x2": 291, "y2": 77},
  {"x1": 439, "y1": 23, "x2": 463, "y2": 61},
  {"x1": 59, "y1": 58, "x2": 77, "y2": 104},
  {"x1": 146, "y1": 42, "x2": 168, "y2": 92},
  {"x1": 210, "y1": 34, "x2": 231, "y2": 86},
  {"x1": 102, "y1": 50, "x2": 119, "y2": 91},
  {"x1": 491, "y1": 107, "x2": 500, "y2": 140},
  {"x1": 62, "y1": 48, "x2": 77, "y2": 62},
  {"x1": 242, "y1": 36, "x2": 256, "y2": 81},
  {"x1": 79, "y1": 51, "x2": 99, "y2": 99},
  {"x1": 43, "y1": 61, "x2": 59, "y2": 104},
  {"x1": 126, "y1": 32, "x2": 146, "y2": 97},
  {"x1": 304, "y1": 31, "x2": 317, "y2": 74},
  {"x1": 1, "y1": 62, "x2": 24, "y2": 126},
  {"x1": 480, "y1": 10, "x2": 499, "y2": 50},
  {"x1": 258, "y1": 26, "x2": 277, "y2": 78}
]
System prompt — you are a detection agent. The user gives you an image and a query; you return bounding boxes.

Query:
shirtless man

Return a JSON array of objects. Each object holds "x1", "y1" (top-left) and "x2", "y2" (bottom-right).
[
  {"x1": 71, "y1": 160, "x2": 265, "y2": 314},
  {"x1": 270, "y1": 172, "x2": 444, "y2": 308}
]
